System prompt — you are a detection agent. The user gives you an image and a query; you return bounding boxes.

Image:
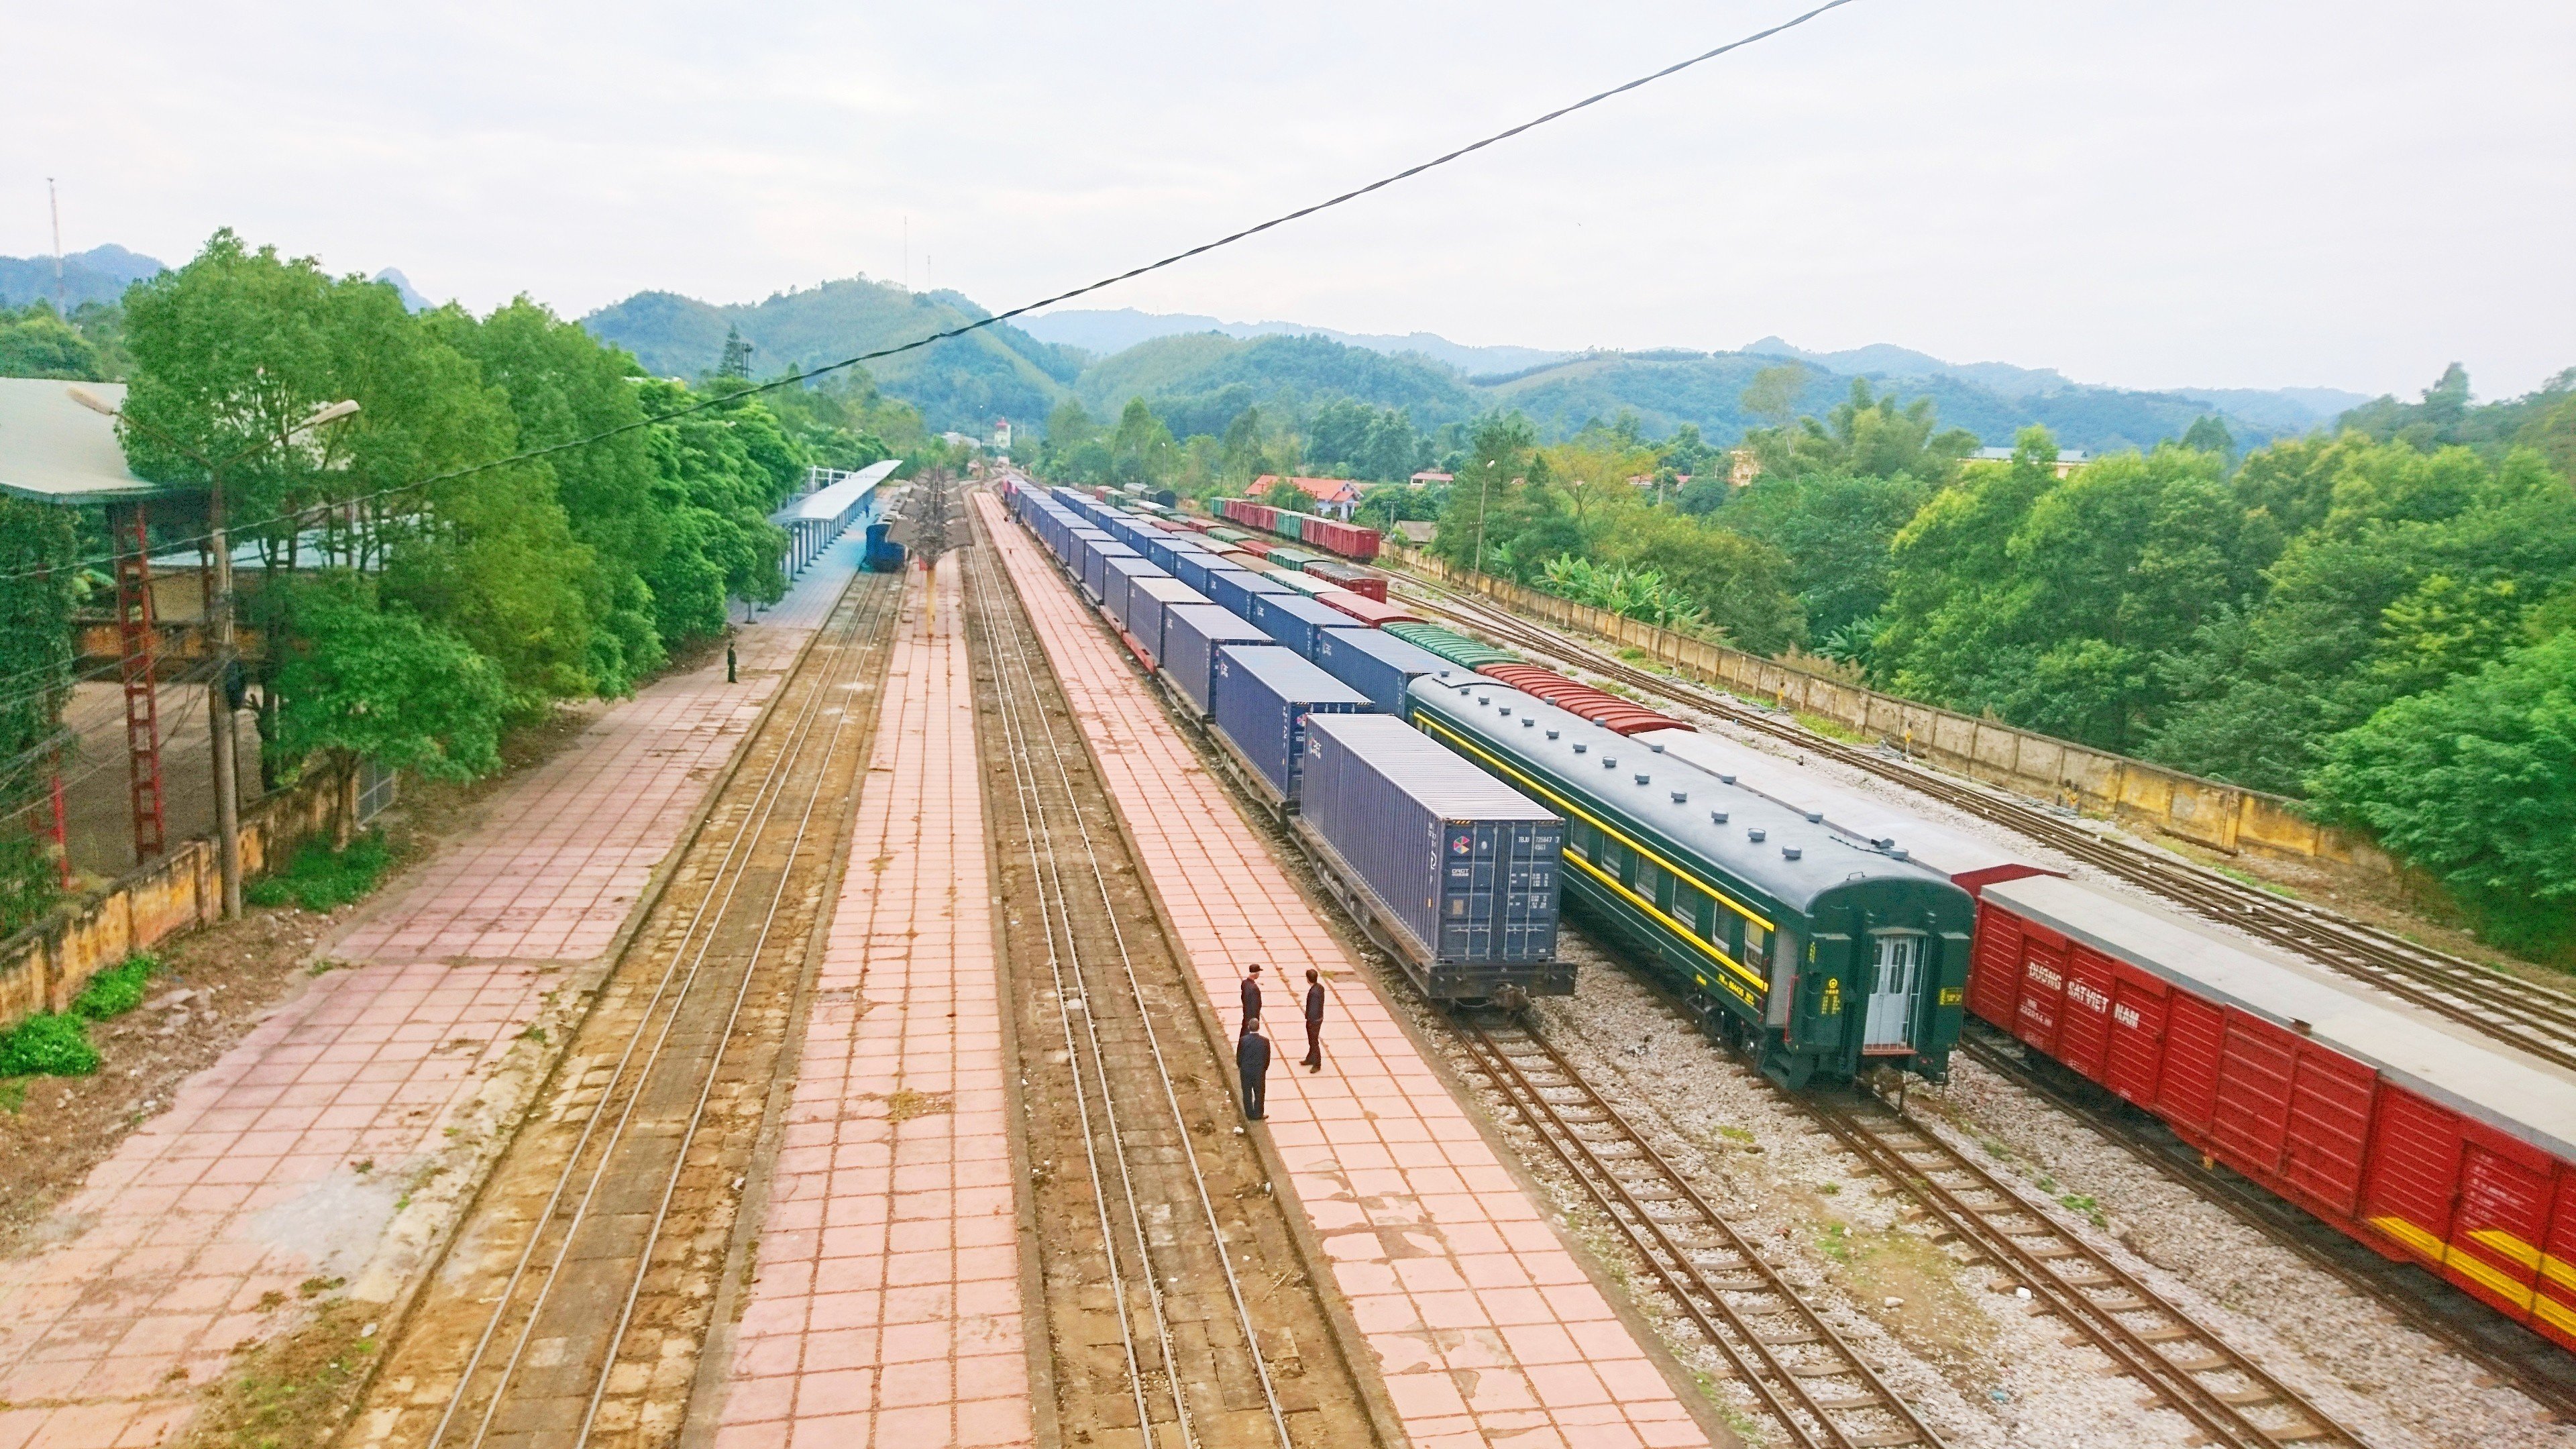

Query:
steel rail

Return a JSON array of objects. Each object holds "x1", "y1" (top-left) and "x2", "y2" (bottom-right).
[
  {"x1": 968, "y1": 511, "x2": 1195, "y2": 1444},
  {"x1": 574, "y1": 570, "x2": 902, "y2": 1441},
  {"x1": 1955, "y1": 1025, "x2": 2576, "y2": 1426},
  {"x1": 966, "y1": 496, "x2": 1297, "y2": 1448},
  {"x1": 1461, "y1": 1022, "x2": 1945, "y2": 1449},
  {"x1": 1392, "y1": 577, "x2": 2576, "y2": 1073},
  {"x1": 1799, "y1": 1085, "x2": 2360, "y2": 1448},
  {"x1": 423, "y1": 567, "x2": 890, "y2": 1449}
]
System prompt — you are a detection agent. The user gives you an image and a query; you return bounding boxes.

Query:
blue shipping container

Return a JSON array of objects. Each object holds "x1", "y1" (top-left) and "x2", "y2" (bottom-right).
[
  {"x1": 1126, "y1": 578, "x2": 1210, "y2": 664},
  {"x1": 1085, "y1": 541, "x2": 1141, "y2": 602},
  {"x1": 1299, "y1": 715, "x2": 1564, "y2": 985},
  {"x1": 1103, "y1": 557, "x2": 1165, "y2": 633},
  {"x1": 1210, "y1": 645, "x2": 1370, "y2": 805},
  {"x1": 1171, "y1": 552, "x2": 1222, "y2": 594},
  {"x1": 1205, "y1": 568, "x2": 1291, "y2": 621},
  {"x1": 1311, "y1": 628, "x2": 1462, "y2": 716},
  {"x1": 1248, "y1": 594, "x2": 1351, "y2": 658},
  {"x1": 1160, "y1": 605, "x2": 1273, "y2": 715}
]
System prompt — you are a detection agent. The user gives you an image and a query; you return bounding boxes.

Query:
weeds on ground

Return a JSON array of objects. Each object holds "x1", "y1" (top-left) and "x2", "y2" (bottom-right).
[
  {"x1": 74, "y1": 951, "x2": 160, "y2": 1020},
  {"x1": 246, "y1": 833, "x2": 392, "y2": 913},
  {"x1": 189, "y1": 1296, "x2": 379, "y2": 1449},
  {"x1": 1791, "y1": 710, "x2": 1874, "y2": 745},
  {"x1": 0, "y1": 1012, "x2": 100, "y2": 1077}
]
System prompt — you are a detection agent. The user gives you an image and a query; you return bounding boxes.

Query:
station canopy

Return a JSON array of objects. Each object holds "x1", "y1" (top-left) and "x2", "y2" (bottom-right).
[
  {"x1": 0, "y1": 378, "x2": 168, "y2": 504},
  {"x1": 769, "y1": 458, "x2": 900, "y2": 526}
]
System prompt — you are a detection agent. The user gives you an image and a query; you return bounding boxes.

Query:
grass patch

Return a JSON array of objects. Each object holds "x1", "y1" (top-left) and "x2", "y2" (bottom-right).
[
  {"x1": 0, "y1": 1012, "x2": 99, "y2": 1077},
  {"x1": 73, "y1": 951, "x2": 160, "y2": 1020},
  {"x1": 246, "y1": 833, "x2": 392, "y2": 914},
  {"x1": 1791, "y1": 710, "x2": 1874, "y2": 745},
  {"x1": 183, "y1": 1297, "x2": 379, "y2": 1449},
  {"x1": 0, "y1": 1079, "x2": 25, "y2": 1113}
]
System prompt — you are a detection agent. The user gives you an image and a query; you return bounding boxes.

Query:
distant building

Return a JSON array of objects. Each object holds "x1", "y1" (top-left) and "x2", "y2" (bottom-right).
[
  {"x1": 991, "y1": 418, "x2": 1012, "y2": 452},
  {"x1": 1395, "y1": 520, "x2": 1437, "y2": 545},
  {"x1": 1970, "y1": 445, "x2": 2088, "y2": 478},
  {"x1": 1254, "y1": 474, "x2": 1361, "y2": 520},
  {"x1": 939, "y1": 430, "x2": 983, "y2": 451},
  {"x1": 1728, "y1": 447, "x2": 1762, "y2": 488},
  {"x1": 1408, "y1": 470, "x2": 1452, "y2": 490}
]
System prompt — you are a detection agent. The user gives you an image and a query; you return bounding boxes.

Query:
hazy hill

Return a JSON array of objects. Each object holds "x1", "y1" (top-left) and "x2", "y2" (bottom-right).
[
  {"x1": 1019, "y1": 307, "x2": 1570, "y2": 376},
  {"x1": 0, "y1": 245, "x2": 166, "y2": 309},
  {"x1": 1075, "y1": 331, "x2": 1481, "y2": 426},
  {"x1": 582, "y1": 278, "x2": 1084, "y2": 431}
]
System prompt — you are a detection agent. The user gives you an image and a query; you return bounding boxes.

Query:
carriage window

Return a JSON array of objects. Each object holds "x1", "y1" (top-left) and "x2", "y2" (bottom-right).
[
  {"x1": 1601, "y1": 837, "x2": 1633, "y2": 887},
  {"x1": 1741, "y1": 922, "x2": 1768, "y2": 967},
  {"x1": 1680, "y1": 884, "x2": 1718, "y2": 940},
  {"x1": 1567, "y1": 820, "x2": 1599, "y2": 861},
  {"x1": 1635, "y1": 859, "x2": 1662, "y2": 905}
]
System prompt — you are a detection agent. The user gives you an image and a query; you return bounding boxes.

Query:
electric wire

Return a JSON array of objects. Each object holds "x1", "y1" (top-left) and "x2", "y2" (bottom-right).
[{"x1": 0, "y1": 0, "x2": 1860, "y2": 586}]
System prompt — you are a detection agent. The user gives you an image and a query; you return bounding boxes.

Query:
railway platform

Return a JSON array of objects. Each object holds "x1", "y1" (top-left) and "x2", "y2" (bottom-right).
[
  {"x1": 700, "y1": 555, "x2": 1032, "y2": 1448},
  {"x1": 0, "y1": 537, "x2": 871, "y2": 1449},
  {"x1": 978, "y1": 494, "x2": 1717, "y2": 1448}
]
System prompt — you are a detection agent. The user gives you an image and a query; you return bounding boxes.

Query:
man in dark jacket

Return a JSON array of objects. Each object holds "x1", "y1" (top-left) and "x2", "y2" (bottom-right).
[
  {"x1": 1237, "y1": 1020, "x2": 1271, "y2": 1120},
  {"x1": 1240, "y1": 963, "x2": 1264, "y2": 1034},
  {"x1": 1301, "y1": 968, "x2": 1326, "y2": 1071}
]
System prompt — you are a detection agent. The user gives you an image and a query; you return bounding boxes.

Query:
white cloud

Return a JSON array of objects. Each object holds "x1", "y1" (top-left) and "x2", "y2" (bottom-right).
[{"x1": 5, "y1": 0, "x2": 2570, "y2": 395}]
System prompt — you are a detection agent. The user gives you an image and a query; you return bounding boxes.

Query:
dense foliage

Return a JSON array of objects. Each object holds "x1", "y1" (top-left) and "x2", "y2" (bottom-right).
[
  {"x1": 0, "y1": 496, "x2": 77, "y2": 935},
  {"x1": 107, "y1": 231, "x2": 938, "y2": 797}
]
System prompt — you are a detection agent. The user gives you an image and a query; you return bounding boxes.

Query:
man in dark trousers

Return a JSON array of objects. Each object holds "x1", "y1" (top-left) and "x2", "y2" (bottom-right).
[
  {"x1": 1301, "y1": 968, "x2": 1326, "y2": 1071},
  {"x1": 1240, "y1": 963, "x2": 1264, "y2": 1034},
  {"x1": 1237, "y1": 1020, "x2": 1271, "y2": 1120}
]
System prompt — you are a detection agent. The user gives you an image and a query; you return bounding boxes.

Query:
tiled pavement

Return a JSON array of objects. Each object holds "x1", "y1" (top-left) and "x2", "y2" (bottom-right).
[
  {"x1": 708, "y1": 555, "x2": 1032, "y2": 1448},
  {"x1": 979, "y1": 494, "x2": 1714, "y2": 1449},
  {"x1": 0, "y1": 540, "x2": 867, "y2": 1449}
]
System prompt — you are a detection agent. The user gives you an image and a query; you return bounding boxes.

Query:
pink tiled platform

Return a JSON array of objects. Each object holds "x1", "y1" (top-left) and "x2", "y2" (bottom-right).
[
  {"x1": 979, "y1": 495, "x2": 1711, "y2": 1449},
  {"x1": 712, "y1": 555, "x2": 1032, "y2": 1449},
  {"x1": 0, "y1": 546, "x2": 869, "y2": 1449}
]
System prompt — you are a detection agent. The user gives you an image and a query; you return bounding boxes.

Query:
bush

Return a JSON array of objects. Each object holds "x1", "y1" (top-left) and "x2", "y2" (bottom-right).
[
  {"x1": 246, "y1": 833, "x2": 393, "y2": 914},
  {"x1": 0, "y1": 1013, "x2": 100, "y2": 1077},
  {"x1": 73, "y1": 951, "x2": 160, "y2": 1021}
]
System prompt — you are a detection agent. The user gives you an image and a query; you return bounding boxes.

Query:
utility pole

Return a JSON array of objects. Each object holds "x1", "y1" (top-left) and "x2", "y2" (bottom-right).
[{"x1": 48, "y1": 178, "x2": 66, "y2": 315}]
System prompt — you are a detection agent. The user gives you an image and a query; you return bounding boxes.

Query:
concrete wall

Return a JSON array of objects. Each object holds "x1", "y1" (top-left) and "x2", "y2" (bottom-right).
[
  {"x1": 0, "y1": 758, "x2": 358, "y2": 1032},
  {"x1": 1388, "y1": 545, "x2": 2390, "y2": 874}
]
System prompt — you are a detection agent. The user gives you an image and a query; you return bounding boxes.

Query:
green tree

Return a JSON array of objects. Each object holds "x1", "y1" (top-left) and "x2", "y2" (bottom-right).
[
  {"x1": 1718, "y1": 472, "x2": 1932, "y2": 640},
  {"x1": 0, "y1": 304, "x2": 105, "y2": 380},
  {"x1": 2308, "y1": 629, "x2": 2576, "y2": 956},
  {"x1": 1741, "y1": 364, "x2": 1804, "y2": 431},
  {"x1": 268, "y1": 573, "x2": 508, "y2": 780}
]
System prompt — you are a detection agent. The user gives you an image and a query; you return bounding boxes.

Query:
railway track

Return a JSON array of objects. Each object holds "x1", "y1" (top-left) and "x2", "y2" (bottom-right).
[
  {"x1": 963, "y1": 494, "x2": 1381, "y2": 1447},
  {"x1": 1459, "y1": 1022, "x2": 1947, "y2": 1449},
  {"x1": 1957, "y1": 1024, "x2": 2576, "y2": 1426},
  {"x1": 358, "y1": 564, "x2": 902, "y2": 1449},
  {"x1": 1394, "y1": 576, "x2": 2576, "y2": 1075}
]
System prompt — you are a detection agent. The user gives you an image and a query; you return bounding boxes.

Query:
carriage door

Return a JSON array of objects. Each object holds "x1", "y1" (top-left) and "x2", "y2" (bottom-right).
[{"x1": 1864, "y1": 934, "x2": 1923, "y2": 1054}]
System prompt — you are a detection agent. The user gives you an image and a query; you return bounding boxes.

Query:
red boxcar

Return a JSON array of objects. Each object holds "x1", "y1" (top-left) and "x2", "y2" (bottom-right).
[
  {"x1": 1299, "y1": 516, "x2": 1384, "y2": 561},
  {"x1": 1305, "y1": 559, "x2": 1389, "y2": 600},
  {"x1": 1313, "y1": 590, "x2": 1419, "y2": 627},
  {"x1": 1473, "y1": 663, "x2": 1693, "y2": 737},
  {"x1": 1971, "y1": 874, "x2": 2576, "y2": 1350}
]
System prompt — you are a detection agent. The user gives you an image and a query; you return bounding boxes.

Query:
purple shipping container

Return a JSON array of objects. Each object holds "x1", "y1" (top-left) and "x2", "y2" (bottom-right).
[
  {"x1": 1161, "y1": 604, "x2": 1273, "y2": 716},
  {"x1": 1205, "y1": 567, "x2": 1291, "y2": 621},
  {"x1": 1210, "y1": 645, "x2": 1370, "y2": 807},
  {"x1": 1248, "y1": 593, "x2": 1352, "y2": 658},
  {"x1": 1311, "y1": 628, "x2": 1460, "y2": 716},
  {"x1": 1297, "y1": 715, "x2": 1565, "y2": 999},
  {"x1": 1127, "y1": 578, "x2": 1210, "y2": 664},
  {"x1": 1084, "y1": 540, "x2": 1141, "y2": 603}
]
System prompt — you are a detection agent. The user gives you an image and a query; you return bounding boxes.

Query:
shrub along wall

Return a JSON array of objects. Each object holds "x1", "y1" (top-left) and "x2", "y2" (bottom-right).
[
  {"x1": 0, "y1": 756, "x2": 362, "y2": 1032},
  {"x1": 1387, "y1": 544, "x2": 2390, "y2": 874}
]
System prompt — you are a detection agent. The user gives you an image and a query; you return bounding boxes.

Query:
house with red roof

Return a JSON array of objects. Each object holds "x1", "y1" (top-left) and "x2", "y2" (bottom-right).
[{"x1": 1255, "y1": 474, "x2": 1362, "y2": 520}]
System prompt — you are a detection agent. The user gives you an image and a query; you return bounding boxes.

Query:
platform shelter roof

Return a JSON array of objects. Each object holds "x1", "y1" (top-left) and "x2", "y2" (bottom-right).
[
  {"x1": 0, "y1": 378, "x2": 169, "y2": 504},
  {"x1": 770, "y1": 458, "x2": 900, "y2": 525}
]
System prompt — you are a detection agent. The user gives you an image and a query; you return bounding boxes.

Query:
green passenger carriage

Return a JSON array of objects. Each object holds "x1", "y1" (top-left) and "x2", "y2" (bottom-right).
[{"x1": 1405, "y1": 675, "x2": 1977, "y2": 1086}]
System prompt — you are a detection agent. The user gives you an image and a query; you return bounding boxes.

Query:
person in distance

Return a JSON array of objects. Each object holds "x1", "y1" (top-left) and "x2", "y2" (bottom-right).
[
  {"x1": 1301, "y1": 969, "x2": 1326, "y2": 1072},
  {"x1": 1238, "y1": 1019, "x2": 1271, "y2": 1120},
  {"x1": 1240, "y1": 963, "x2": 1264, "y2": 1034}
]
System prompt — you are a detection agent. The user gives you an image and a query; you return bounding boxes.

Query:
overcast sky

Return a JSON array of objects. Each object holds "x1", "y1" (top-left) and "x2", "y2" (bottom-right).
[{"x1": 8, "y1": 1, "x2": 2571, "y2": 397}]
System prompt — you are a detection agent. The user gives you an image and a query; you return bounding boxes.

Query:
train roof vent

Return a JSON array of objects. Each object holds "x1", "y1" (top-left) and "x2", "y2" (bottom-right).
[
  {"x1": 1477, "y1": 695, "x2": 1491, "y2": 706},
  {"x1": 1805, "y1": 810, "x2": 1823, "y2": 823},
  {"x1": 1710, "y1": 810, "x2": 1729, "y2": 824},
  {"x1": 1670, "y1": 790, "x2": 1688, "y2": 804},
  {"x1": 1889, "y1": 849, "x2": 1909, "y2": 861},
  {"x1": 1719, "y1": 773, "x2": 1737, "y2": 785},
  {"x1": 1572, "y1": 743, "x2": 1587, "y2": 753},
  {"x1": 1521, "y1": 717, "x2": 1537, "y2": 728},
  {"x1": 1498, "y1": 706, "x2": 1512, "y2": 716},
  {"x1": 1748, "y1": 828, "x2": 1766, "y2": 842},
  {"x1": 1634, "y1": 773, "x2": 1650, "y2": 785},
  {"x1": 1648, "y1": 741, "x2": 1664, "y2": 753},
  {"x1": 1603, "y1": 757, "x2": 1617, "y2": 769},
  {"x1": 1546, "y1": 729, "x2": 1560, "y2": 740},
  {"x1": 1782, "y1": 846, "x2": 1803, "y2": 860}
]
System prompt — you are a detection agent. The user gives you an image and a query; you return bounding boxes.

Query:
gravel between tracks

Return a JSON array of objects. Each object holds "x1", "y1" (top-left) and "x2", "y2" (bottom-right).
[{"x1": 1380, "y1": 926, "x2": 2570, "y2": 1449}]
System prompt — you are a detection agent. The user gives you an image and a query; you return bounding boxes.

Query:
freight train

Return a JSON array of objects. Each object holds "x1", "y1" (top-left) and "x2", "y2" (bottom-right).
[
  {"x1": 1564, "y1": 672, "x2": 2576, "y2": 1358},
  {"x1": 1003, "y1": 480, "x2": 1975, "y2": 1087}
]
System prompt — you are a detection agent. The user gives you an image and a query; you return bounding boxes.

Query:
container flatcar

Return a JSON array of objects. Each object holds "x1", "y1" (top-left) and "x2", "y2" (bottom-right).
[
  {"x1": 1970, "y1": 873, "x2": 2576, "y2": 1349},
  {"x1": 1160, "y1": 604, "x2": 1272, "y2": 717},
  {"x1": 1305, "y1": 559, "x2": 1388, "y2": 597},
  {"x1": 1210, "y1": 645, "x2": 1370, "y2": 812},
  {"x1": 1297, "y1": 714, "x2": 1568, "y2": 1006},
  {"x1": 1407, "y1": 674, "x2": 1976, "y2": 1085},
  {"x1": 1126, "y1": 578, "x2": 1210, "y2": 667},
  {"x1": 1315, "y1": 591, "x2": 1419, "y2": 628}
]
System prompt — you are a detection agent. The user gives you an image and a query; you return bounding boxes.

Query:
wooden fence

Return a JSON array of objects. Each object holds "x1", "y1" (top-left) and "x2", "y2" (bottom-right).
[
  {"x1": 1, "y1": 757, "x2": 364, "y2": 1032},
  {"x1": 1388, "y1": 545, "x2": 2390, "y2": 874}
]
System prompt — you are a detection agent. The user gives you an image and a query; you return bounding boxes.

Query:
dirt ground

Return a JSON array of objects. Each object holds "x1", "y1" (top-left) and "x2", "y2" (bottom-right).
[{"x1": 0, "y1": 700, "x2": 602, "y2": 1260}]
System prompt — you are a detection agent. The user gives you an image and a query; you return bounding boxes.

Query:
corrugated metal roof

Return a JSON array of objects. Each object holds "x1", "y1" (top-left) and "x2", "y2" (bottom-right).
[
  {"x1": 771, "y1": 458, "x2": 900, "y2": 524},
  {"x1": 0, "y1": 378, "x2": 168, "y2": 503}
]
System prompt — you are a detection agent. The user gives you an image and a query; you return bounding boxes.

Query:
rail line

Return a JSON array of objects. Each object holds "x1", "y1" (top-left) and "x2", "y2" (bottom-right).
[
  {"x1": 1955, "y1": 1024, "x2": 2576, "y2": 1425},
  {"x1": 1458, "y1": 1022, "x2": 1946, "y2": 1449},
  {"x1": 1393, "y1": 576, "x2": 2576, "y2": 1075},
  {"x1": 381, "y1": 562, "x2": 900, "y2": 1449},
  {"x1": 962, "y1": 494, "x2": 1310, "y2": 1448}
]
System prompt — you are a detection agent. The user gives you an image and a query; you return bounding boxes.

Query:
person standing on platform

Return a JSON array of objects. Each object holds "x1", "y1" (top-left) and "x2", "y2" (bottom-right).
[
  {"x1": 1240, "y1": 963, "x2": 1264, "y2": 1034},
  {"x1": 1301, "y1": 969, "x2": 1326, "y2": 1071},
  {"x1": 1237, "y1": 1020, "x2": 1271, "y2": 1120}
]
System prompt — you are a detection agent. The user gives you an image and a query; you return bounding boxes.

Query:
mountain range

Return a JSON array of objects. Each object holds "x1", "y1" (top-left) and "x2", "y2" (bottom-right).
[{"x1": 0, "y1": 246, "x2": 166, "y2": 311}]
